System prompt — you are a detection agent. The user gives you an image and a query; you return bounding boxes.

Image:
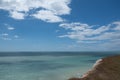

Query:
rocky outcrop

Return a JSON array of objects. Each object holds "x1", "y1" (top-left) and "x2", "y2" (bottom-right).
[{"x1": 69, "y1": 55, "x2": 120, "y2": 80}]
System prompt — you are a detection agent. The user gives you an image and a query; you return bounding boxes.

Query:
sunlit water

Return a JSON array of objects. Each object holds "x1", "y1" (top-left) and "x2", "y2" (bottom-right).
[{"x1": 0, "y1": 52, "x2": 119, "y2": 80}]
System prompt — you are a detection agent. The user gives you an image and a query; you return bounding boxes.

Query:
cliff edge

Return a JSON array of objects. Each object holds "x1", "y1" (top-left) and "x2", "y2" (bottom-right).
[{"x1": 69, "y1": 55, "x2": 120, "y2": 80}]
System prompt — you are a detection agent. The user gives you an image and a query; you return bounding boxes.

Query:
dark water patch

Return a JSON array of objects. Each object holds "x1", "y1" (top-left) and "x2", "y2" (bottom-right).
[
  {"x1": 0, "y1": 60, "x2": 76, "y2": 71},
  {"x1": 0, "y1": 60, "x2": 46, "y2": 65},
  {"x1": 0, "y1": 52, "x2": 119, "y2": 57},
  {"x1": 20, "y1": 60, "x2": 46, "y2": 64},
  {"x1": 22, "y1": 61, "x2": 76, "y2": 72},
  {"x1": 0, "y1": 62, "x2": 13, "y2": 65},
  {"x1": 89, "y1": 53, "x2": 120, "y2": 59},
  {"x1": 85, "y1": 59, "x2": 97, "y2": 63}
]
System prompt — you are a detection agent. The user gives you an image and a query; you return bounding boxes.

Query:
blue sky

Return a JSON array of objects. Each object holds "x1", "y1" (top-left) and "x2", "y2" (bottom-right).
[{"x1": 0, "y1": 0, "x2": 120, "y2": 51}]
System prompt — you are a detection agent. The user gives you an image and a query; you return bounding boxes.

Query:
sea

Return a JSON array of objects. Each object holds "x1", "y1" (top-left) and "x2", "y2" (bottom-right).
[{"x1": 0, "y1": 52, "x2": 119, "y2": 80}]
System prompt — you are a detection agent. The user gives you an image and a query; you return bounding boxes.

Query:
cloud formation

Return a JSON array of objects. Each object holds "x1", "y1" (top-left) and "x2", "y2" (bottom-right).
[
  {"x1": 0, "y1": 33, "x2": 11, "y2": 40},
  {"x1": 0, "y1": 33, "x2": 20, "y2": 40},
  {"x1": 4, "y1": 24, "x2": 15, "y2": 30},
  {"x1": 14, "y1": 35, "x2": 19, "y2": 39},
  {"x1": 59, "y1": 21, "x2": 120, "y2": 45},
  {"x1": 10, "y1": 11, "x2": 25, "y2": 19},
  {"x1": 7, "y1": 26, "x2": 15, "y2": 30},
  {"x1": 0, "y1": 24, "x2": 20, "y2": 40},
  {"x1": 33, "y1": 10, "x2": 63, "y2": 23},
  {"x1": 0, "y1": 0, "x2": 71, "y2": 22}
]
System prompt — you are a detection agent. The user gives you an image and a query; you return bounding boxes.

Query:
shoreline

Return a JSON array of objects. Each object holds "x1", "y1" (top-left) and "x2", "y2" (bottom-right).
[{"x1": 69, "y1": 55, "x2": 120, "y2": 80}]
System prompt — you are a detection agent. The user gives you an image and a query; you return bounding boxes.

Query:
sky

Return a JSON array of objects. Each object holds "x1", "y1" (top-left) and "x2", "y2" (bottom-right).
[{"x1": 0, "y1": 0, "x2": 120, "y2": 51}]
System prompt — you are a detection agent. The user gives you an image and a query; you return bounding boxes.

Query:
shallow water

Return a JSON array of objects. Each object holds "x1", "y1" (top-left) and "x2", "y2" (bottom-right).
[{"x1": 0, "y1": 52, "x2": 119, "y2": 80}]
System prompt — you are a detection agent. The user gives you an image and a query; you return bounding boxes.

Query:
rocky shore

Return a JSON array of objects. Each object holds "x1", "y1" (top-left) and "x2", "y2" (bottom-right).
[{"x1": 69, "y1": 55, "x2": 120, "y2": 80}]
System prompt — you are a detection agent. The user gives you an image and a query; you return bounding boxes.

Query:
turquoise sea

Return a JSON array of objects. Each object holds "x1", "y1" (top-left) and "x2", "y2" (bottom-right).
[{"x1": 0, "y1": 52, "x2": 119, "y2": 80}]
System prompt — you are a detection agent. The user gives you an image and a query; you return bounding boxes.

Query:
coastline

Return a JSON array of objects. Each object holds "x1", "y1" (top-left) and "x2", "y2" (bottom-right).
[
  {"x1": 0, "y1": 52, "x2": 120, "y2": 80},
  {"x1": 69, "y1": 55, "x2": 120, "y2": 80}
]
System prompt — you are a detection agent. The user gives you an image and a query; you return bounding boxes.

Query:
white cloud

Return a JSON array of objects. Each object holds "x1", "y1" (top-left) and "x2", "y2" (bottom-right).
[
  {"x1": 14, "y1": 35, "x2": 19, "y2": 38},
  {"x1": 1, "y1": 33, "x2": 8, "y2": 36},
  {"x1": 33, "y1": 10, "x2": 63, "y2": 23},
  {"x1": 59, "y1": 21, "x2": 120, "y2": 51},
  {"x1": 0, "y1": 24, "x2": 21, "y2": 40},
  {"x1": 0, "y1": 0, "x2": 71, "y2": 22},
  {"x1": 1, "y1": 37, "x2": 11, "y2": 40},
  {"x1": 59, "y1": 21, "x2": 120, "y2": 44},
  {"x1": 55, "y1": 30, "x2": 60, "y2": 33},
  {"x1": 10, "y1": 11, "x2": 25, "y2": 20},
  {"x1": 4, "y1": 24, "x2": 15, "y2": 30},
  {"x1": 59, "y1": 22, "x2": 91, "y2": 31},
  {"x1": 0, "y1": 33, "x2": 11, "y2": 40},
  {"x1": 7, "y1": 26, "x2": 15, "y2": 30},
  {"x1": 112, "y1": 21, "x2": 120, "y2": 30},
  {"x1": 0, "y1": 33, "x2": 20, "y2": 40}
]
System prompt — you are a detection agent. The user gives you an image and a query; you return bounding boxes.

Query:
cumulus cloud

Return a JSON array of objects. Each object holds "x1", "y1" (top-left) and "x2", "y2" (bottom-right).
[
  {"x1": 59, "y1": 21, "x2": 120, "y2": 43},
  {"x1": 10, "y1": 11, "x2": 25, "y2": 20},
  {"x1": 0, "y1": 0, "x2": 71, "y2": 22},
  {"x1": 33, "y1": 10, "x2": 63, "y2": 23}
]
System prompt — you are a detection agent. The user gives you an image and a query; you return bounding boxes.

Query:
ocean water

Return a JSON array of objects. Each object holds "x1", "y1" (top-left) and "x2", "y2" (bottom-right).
[{"x1": 0, "y1": 52, "x2": 119, "y2": 80}]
